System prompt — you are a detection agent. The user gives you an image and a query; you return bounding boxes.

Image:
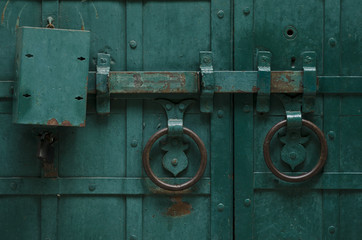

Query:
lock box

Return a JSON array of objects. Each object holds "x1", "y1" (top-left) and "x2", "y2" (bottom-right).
[{"x1": 13, "y1": 27, "x2": 90, "y2": 127}]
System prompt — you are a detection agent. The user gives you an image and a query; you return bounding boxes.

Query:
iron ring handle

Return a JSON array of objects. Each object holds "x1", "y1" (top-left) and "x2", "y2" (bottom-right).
[
  {"x1": 263, "y1": 119, "x2": 328, "y2": 182},
  {"x1": 142, "y1": 127, "x2": 207, "y2": 191}
]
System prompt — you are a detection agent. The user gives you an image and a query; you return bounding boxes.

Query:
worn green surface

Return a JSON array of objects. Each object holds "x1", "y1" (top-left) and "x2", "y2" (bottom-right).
[
  {"x1": 0, "y1": 0, "x2": 361, "y2": 239},
  {"x1": 13, "y1": 27, "x2": 90, "y2": 126}
]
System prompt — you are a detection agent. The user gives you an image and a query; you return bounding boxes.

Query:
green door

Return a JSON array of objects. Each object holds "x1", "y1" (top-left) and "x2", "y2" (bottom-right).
[
  {"x1": 0, "y1": 0, "x2": 233, "y2": 239},
  {"x1": 234, "y1": 0, "x2": 362, "y2": 239}
]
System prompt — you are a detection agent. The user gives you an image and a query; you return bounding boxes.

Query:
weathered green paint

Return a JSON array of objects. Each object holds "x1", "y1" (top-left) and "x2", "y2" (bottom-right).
[
  {"x1": 13, "y1": 27, "x2": 90, "y2": 126},
  {"x1": 0, "y1": 0, "x2": 361, "y2": 239}
]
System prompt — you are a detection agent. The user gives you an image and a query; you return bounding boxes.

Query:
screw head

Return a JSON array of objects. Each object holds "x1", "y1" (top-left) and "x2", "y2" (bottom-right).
[
  {"x1": 328, "y1": 131, "x2": 335, "y2": 140},
  {"x1": 328, "y1": 226, "x2": 336, "y2": 234},
  {"x1": 131, "y1": 140, "x2": 138, "y2": 148},
  {"x1": 217, "y1": 203, "x2": 225, "y2": 212},
  {"x1": 89, "y1": 185, "x2": 96, "y2": 192},
  {"x1": 329, "y1": 38, "x2": 337, "y2": 47},
  {"x1": 243, "y1": 7, "x2": 250, "y2": 15},
  {"x1": 244, "y1": 198, "x2": 251, "y2": 207},
  {"x1": 171, "y1": 158, "x2": 178, "y2": 166},
  {"x1": 129, "y1": 40, "x2": 137, "y2": 49},
  {"x1": 217, "y1": 10, "x2": 224, "y2": 19}
]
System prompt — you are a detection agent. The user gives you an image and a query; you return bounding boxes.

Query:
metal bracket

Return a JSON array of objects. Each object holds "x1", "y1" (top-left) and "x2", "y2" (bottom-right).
[
  {"x1": 199, "y1": 51, "x2": 215, "y2": 113},
  {"x1": 302, "y1": 51, "x2": 317, "y2": 113},
  {"x1": 96, "y1": 53, "x2": 111, "y2": 114},
  {"x1": 256, "y1": 51, "x2": 272, "y2": 113},
  {"x1": 156, "y1": 99, "x2": 194, "y2": 176},
  {"x1": 278, "y1": 95, "x2": 309, "y2": 170}
]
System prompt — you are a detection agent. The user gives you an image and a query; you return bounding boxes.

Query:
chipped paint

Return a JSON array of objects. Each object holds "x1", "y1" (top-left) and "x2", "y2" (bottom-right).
[
  {"x1": 78, "y1": 11, "x2": 85, "y2": 30},
  {"x1": 270, "y1": 71, "x2": 303, "y2": 93},
  {"x1": 165, "y1": 196, "x2": 192, "y2": 217}
]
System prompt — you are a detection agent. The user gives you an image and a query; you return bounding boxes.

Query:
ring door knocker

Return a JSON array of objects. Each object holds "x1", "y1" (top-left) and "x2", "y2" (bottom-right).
[
  {"x1": 263, "y1": 95, "x2": 328, "y2": 182},
  {"x1": 142, "y1": 100, "x2": 207, "y2": 191}
]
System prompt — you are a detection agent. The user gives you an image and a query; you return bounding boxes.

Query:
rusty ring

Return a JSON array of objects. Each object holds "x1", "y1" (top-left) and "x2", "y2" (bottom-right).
[
  {"x1": 263, "y1": 119, "x2": 328, "y2": 182},
  {"x1": 142, "y1": 127, "x2": 207, "y2": 191}
]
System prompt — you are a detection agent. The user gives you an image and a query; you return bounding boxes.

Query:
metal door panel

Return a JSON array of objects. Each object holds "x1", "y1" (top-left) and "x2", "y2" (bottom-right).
[
  {"x1": 0, "y1": 1, "x2": 41, "y2": 80},
  {"x1": 0, "y1": 196, "x2": 40, "y2": 240},
  {"x1": 58, "y1": 0, "x2": 127, "y2": 71}
]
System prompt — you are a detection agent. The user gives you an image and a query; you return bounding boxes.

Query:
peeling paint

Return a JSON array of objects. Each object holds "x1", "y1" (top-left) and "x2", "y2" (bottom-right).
[{"x1": 61, "y1": 120, "x2": 72, "y2": 126}]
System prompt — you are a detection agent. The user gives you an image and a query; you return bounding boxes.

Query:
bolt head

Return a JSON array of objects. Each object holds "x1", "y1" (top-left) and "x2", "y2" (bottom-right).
[
  {"x1": 329, "y1": 38, "x2": 337, "y2": 47},
  {"x1": 328, "y1": 226, "x2": 336, "y2": 234},
  {"x1": 244, "y1": 198, "x2": 251, "y2": 207},
  {"x1": 89, "y1": 185, "x2": 96, "y2": 192},
  {"x1": 243, "y1": 7, "x2": 250, "y2": 15},
  {"x1": 217, "y1": 203, "x2": 225, "y2": 212},
  {"x1": 217, "y1": 10, "x2": 224, "y2": 19},
  {"x1": 100, "y1": 58, "x2": 107, "y2": 64},
  {"x1": 328, "y1": 131, "x2": 335, "y2": 140},
  {"x1": 217, "y1": 110, "x2": 224, "y2": 118},
  {"x1": 129, "y1": 40, "x2": 137, "y2": 49},
  {"x1": 131, "y1": 140, "x2": 138, "y2": 148},
  {"x1": 171, "y1": 158, "x2": 178, "y2": 166},
  {"x1": 10, "y1": 182, "x2": 17, "y2": 190}
]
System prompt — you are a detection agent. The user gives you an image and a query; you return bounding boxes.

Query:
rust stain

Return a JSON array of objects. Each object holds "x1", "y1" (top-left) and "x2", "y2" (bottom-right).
[
  {"x1": 79, "y1": 121, "x2": 86, "y2": 127},
  {"x1": 166, "y1": 196, "x2": 192, "y2": 217},
  {"x1": 252, "y1": 86, "x2": 260, "y2": 92},
  {"x1": 215, "y1": 85, "x2": 222, "y2": 91},
  {"x1": 133, "y1": 73, "x2": 143, "y2": 88},
  {"x1": 61, "y1": 120, "x2": 72, "y2": 126},
  {"x1": 228, "y1": 174, "x2": 234, "y2": 180},
  {"x1": 150, "y1": 187, "x2": 191, "y2": 195},
  {"x1": 47, "y1": 118, "x2": 59, "y2": 126},
  {"x1": 271, "y1": 71, "x2": 303, "y2": 93},
  {"x1": 1, "y1": 0, "x2": 10, "y2": 24},
  {"x1": 43, "y1": 163, "x2": 58, "y2": 178}
]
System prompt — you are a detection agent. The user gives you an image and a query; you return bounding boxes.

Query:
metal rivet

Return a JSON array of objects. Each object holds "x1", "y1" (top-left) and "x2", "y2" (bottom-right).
[
  {"x1": 304, "y1": 56, "x2": 312, "y2": 64},
  {"x1": 129, "y1": 40, "x2": 137, "y2": 49},
  {"x1": 217, "y1": 110, "x2": 224, "y2": 118},
  {"x1": 217, "y1": 10, "x2": 224, "y2": 19},
  {"x1": 131, "y1": 140, "x2": 138, "y2": 148},
  {"x1": 329, "y1": 38, "x2": 337, "y2": 47},
  {"x1": 89, "y1": 185, "x2": 96, "y2": 192},
  {"x1": 130, "y1": 235, "x2": 137, "y2": 240},
  {"x1": 203, "y1": 56, "x2": 211, "y2": 64},
  {"x1": 10, "y1": 182, "x2": 17, "y2": 190},
  {"x1": 179, "y1": 104, "x2": 185, "y2": 111},
  {"x1": 243, "y1": 7, "x2": 250, "y2": 15},
  {"x1": 328, "y1": 226, "x2": 336, "y2": 234},
  {"x1": 289, "y1": 152, "x2": 297, "y2": 160},
  {"x1": 217, "y1": 203, "x2": 224, "y2": 212},
  {"x1": 171, "y1": 158, "x2": 178, "y2": 166},
  {"x1": 243, "y1": 105, "x2": 250, "y2": 113},
  {"x1": 166, "y1": 104, "x2": 172, "y2": 111},
  {"x1": 244, "y1": 198, "x2": 251, "y2": 207},
  {"x1": 328, "y1": 131, "x2": 335, "y2": 140},
  {"x1": 100, "y1": 58, "x2": 107, "y2": 64}
]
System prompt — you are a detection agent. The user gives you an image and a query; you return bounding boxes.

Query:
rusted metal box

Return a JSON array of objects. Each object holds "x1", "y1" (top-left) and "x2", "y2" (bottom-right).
[{"x1": 13, "y1": 27, "x2": 90, "y2": 127}]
